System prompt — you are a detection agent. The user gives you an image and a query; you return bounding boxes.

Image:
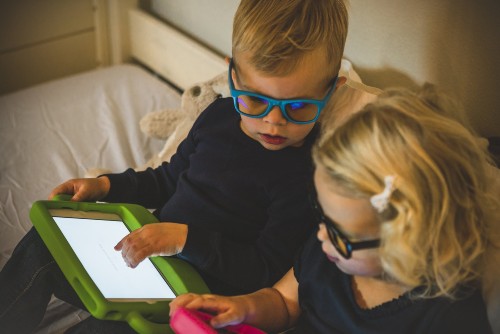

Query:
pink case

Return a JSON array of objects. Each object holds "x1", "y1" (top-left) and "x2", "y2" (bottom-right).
[{"x1": 170, "y1": 307, "x2": 266, "y2": 334}]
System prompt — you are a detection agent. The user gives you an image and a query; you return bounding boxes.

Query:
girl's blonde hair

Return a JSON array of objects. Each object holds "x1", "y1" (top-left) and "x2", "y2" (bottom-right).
[
  {"x1": 313, "y1": 85, "x2": 497, "y2": 299},
  {"x1": 232, "y1": 0, "x2": 348, "y2": 78}
]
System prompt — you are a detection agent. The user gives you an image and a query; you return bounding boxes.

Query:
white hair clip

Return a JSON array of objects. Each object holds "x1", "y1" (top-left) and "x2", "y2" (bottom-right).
[{"x1": 370, "y1": 175, "x2": 396, "y2": 213}]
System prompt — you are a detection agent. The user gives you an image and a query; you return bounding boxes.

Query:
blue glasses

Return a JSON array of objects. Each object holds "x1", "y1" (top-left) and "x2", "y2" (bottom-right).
[{"x1": 228, "y1": 59, "x2": 338, "y2": 125}]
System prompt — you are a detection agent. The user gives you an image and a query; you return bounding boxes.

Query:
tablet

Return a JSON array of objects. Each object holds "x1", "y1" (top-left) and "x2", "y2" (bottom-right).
[
  {"x1": 50, "y1": 209, "x2": 176, "y2": 302},
  {"x1": 170, "y1": 307, "x2": 266, "y2": 334},
  {"x1": 30, "y1": 197, "x2": 210, "y2": 334}
]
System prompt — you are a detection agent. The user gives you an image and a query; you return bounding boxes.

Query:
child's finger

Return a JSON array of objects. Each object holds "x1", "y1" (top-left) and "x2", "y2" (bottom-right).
[
  {"x1": 169, "y1": 293, "x2": 203, "y2": 315},
  {"x1": 71, "y1": 192, "x2": 84, "y2": 202},
  {"x1": 127, "y1": 249, "x2": 148, "y2": 268},
  {"x1": 48, "y1": 182, "x2": 73, "y2": 199},
  {"x1": 194, "y1": 298, "x2": 246, "y2": 328},
  {"x1": 182, "y1": 294, "x2": 222, "y2": 312},
  {"x1": 117, "y1": 230, "x2": 145, "y2": 267},
  {"x1": 118, "y1": 238, "x2": 134, "y2": 267},
  {"x1": 210, "y1": 310, "x2": 243, "y2": 328},
  {"x1": 71, "y1": 182, "x2": 94, "y2": 202},
  {"x1": 114, "y1": 237, "x2": 125, "y2": 251}
]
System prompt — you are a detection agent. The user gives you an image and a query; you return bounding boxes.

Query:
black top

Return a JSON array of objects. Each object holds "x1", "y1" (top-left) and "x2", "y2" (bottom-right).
[
  {"x1": 293, "y1": 232, "x2": 492, "y2": 334},
  {"x1": 104, "y1": 97, "x2": 317, "y2": 295}
]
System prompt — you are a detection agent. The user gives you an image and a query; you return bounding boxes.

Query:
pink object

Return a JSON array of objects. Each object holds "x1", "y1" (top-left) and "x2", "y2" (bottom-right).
[{"x1": 170, "y1": 307, "x2": 266, "y2": 334}]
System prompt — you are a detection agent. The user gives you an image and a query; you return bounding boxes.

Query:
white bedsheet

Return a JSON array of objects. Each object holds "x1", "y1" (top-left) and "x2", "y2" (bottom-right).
[{"x1": 0, "y1": 64, "x2": 181, "y2": 332}]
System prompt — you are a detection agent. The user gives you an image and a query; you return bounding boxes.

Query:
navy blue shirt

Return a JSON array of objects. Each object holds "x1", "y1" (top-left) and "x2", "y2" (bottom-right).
[
  {"x1": 293, "y1": 232, "x2": 492, "y2": 333},
  {"x1": 104, "y1": 97, "x2": 317, "y2": 295}
]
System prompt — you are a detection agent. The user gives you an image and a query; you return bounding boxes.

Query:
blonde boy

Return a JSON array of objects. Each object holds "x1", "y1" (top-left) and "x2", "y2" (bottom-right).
[{"x1": 0, "y1": 1, "x2": 378, "y2": 333}]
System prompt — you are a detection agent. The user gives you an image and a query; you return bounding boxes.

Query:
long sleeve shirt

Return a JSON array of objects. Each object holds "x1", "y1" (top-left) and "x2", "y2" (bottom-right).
[
  {"x1": 293, "y1": 232, "x2": 492, "y2": 333},
  {"x1": 103, "y1": 97, "x2": 317, "y2": 295}
]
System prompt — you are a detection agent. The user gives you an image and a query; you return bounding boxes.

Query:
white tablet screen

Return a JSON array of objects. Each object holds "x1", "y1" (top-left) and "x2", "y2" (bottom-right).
[{"x1": 53, "y1": 216, "x2": 176, "y2": 300}]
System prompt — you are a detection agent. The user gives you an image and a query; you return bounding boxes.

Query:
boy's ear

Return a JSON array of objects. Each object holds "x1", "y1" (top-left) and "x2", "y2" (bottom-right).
[
  {"x1": 335, "y1": 76, "x2": 347, "y2": 90},
  {"x1": 224, "y1": 56, "x2": 231, "y2": 65}
]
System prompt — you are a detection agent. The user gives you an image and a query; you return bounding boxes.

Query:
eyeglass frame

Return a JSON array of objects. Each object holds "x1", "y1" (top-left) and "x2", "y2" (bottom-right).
[
  {"x1": 228, "y1": 58, "x2": 338, "y2": 125},
  {"x1": 309, "y1": 191, "x2": 381, "y2": 259}
]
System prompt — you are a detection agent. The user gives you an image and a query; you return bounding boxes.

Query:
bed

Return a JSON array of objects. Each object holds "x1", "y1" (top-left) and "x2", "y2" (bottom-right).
[
  {"x1": 0, "y1": 4, "x2": 228, "y2": 332},
  {"x1": 0, "y1": 63, "x2": 184, "y2": 334},
  {"x1": 1, "y1": 1, "x2": 499, "y2": 333}
]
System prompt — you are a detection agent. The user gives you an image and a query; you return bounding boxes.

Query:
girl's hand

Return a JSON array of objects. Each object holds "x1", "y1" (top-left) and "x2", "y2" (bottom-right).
[
  {"x1": 169, "y1": 293, "x2": 249, "y2": 329},
  {"x1": 49, "y1": 177, "x2": 110, "y2": 202},
  {"x1": 114, "y1": 223, "x2": 188, "y2": 268}
]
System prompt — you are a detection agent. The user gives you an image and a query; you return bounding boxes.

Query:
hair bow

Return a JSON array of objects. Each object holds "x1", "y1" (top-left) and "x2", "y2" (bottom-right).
[{"x1": 370, "y1": 175, "x2": 396, "y2": 213}]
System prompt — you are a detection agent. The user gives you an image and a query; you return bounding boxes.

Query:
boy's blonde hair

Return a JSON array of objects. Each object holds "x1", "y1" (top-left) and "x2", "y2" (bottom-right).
[
  {"x1": 232, "y1": 0, "x2": 348, "y2": 78},
  {"x1": 313, "y1": 85, "x2": 497, "y2": 299}
]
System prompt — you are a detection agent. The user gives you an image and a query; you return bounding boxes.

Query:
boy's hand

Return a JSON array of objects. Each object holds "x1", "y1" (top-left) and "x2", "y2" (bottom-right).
[
  {"x1": 169, "y1": 293, "x2": 249, "y2": 329},
  {"x1": 49, "y1": 177, "x2": 110, "y2": 202},
  {"x1": 114, "y1": 223, "x2": 188, "y2": 268}
]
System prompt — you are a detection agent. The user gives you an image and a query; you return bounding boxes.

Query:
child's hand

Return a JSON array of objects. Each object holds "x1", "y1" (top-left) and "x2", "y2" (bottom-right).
[
  {"x1": 114, "y1": 223, "x2": 188, "y2": 268},
  {"x1": 169, "y1": 293, "x2": 249, "y2": 329},
  {"x1": 49, "y1": 177, "x2": 110, "y2": 202}
]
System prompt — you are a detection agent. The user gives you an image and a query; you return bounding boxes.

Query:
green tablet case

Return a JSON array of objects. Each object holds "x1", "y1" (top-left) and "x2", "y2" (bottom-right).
[{"x1": 30, "y1": 195, "x2": 210, "y2": 334}]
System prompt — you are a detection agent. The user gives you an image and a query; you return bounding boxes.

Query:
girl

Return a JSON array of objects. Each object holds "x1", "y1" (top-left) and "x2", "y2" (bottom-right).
[{"x1": 169, "y1": 85, "x2": 496, "y2": 333}]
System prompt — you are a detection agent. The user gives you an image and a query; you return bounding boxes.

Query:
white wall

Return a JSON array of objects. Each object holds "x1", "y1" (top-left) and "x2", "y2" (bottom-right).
[
  {"x1": 345, "y1": 0, "x2": 500, "y2": 137},
  {"x1": 151, "y1": 0, "x2": 500, "y2": 137},
  {"x1": 151, "y1": 0, "x2": 236, "y2": 57}
]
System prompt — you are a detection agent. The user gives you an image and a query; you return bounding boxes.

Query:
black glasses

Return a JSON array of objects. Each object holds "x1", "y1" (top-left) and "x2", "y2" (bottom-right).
[{"x1": 310, "y1": 192, "x2": 380, "y2": 259}]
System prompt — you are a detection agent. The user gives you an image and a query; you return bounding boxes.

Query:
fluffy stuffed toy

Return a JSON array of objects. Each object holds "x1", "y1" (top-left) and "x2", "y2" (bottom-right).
[
  {"x1": 137, "y1": 71, "x2": 229, "y2": 169},
  {"x1": 85, "y1": 71, "x2": 229, "y2": 177}
]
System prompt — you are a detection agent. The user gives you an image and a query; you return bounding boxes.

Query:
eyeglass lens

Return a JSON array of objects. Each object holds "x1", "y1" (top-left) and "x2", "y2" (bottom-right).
[
  {"x1": 236, "y1": 95, "x2": 319, "y2": 122},
  {"x1": 326, "y1": 226, "x2": 350, "y2": 258}
]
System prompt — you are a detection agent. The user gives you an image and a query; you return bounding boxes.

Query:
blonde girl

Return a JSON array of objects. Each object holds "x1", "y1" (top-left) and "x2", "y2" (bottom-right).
[{"x1": 170, "y1": 85, "x2": 495, "y2": 333}]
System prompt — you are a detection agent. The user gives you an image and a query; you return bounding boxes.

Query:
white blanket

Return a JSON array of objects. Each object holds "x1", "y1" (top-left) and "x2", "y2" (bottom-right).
[{"x1": 0, "y1": 64, "x2": 181, "y2": 333}]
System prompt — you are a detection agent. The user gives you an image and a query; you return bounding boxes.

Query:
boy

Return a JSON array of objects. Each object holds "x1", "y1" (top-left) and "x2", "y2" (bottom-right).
[{"x1": 1, "y1": 0, "x2": 372, "y2": 332}]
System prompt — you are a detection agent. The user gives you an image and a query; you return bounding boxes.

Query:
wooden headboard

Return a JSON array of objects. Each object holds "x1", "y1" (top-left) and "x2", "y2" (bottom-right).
[
  {"x1": 128, "y1": 9, "x2": 226, "y2": 90},
  {"x1": 0, "y1": 1, "x2": 228, "y2": 95}
]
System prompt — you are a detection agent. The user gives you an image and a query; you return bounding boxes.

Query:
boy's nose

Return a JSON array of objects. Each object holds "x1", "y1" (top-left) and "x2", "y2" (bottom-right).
[{"x1": 263, "y1": 106, "x2": 287, "y2": 125}]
